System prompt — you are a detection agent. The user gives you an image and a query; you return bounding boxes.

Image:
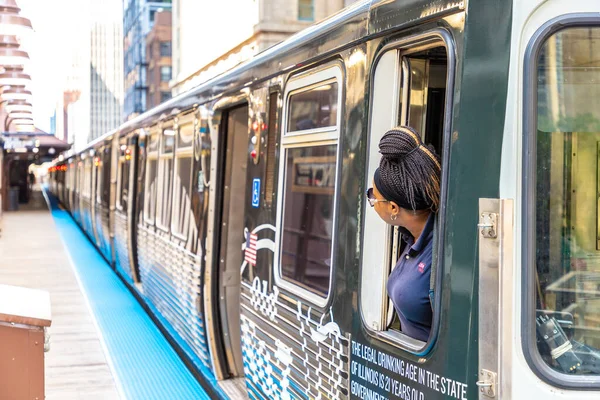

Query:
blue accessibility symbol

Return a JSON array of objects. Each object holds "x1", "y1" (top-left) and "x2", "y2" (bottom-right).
[{"x1": 252, "y1": 178, "x2": 260, "y2": 208}]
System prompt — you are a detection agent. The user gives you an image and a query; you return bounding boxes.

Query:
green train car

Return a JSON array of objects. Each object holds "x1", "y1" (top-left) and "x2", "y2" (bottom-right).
[{"x1": 49, "y1": 0, "x2": 600, "y2": 398}]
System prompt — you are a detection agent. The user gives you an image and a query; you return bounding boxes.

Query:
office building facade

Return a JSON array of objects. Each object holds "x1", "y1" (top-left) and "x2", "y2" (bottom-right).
[
  {"x1": 171, "y1": 0, "x2": 347, "y2": 95},
  {"x1": 145, "y1": 10, "x2": 172, "y2": 110},
  {"x1": 123, "y1": 0, "x2": 172, "y2": 121}
]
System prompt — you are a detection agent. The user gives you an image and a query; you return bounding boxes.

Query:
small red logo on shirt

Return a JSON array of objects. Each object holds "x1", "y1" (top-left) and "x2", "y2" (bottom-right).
[{"x1": 418, "y1": 262, "x2": 426, "y2": 273}]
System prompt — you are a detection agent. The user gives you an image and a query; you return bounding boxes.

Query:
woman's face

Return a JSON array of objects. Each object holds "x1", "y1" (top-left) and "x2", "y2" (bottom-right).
[{"x1": 371, "y1": 180, "x2": 400, "y2": 226}]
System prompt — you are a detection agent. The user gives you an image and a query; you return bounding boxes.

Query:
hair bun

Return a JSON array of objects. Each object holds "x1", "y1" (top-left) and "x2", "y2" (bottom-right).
[
  {"x1": 378, "y1": 126, "x2": 421, "y2": 160},
  {"x1": 375, "y1": 125, "x2": 441, "y2": 212}
]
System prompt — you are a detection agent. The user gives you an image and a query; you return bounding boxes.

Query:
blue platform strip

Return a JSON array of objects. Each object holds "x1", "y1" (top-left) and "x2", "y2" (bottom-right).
[{"x1": 44, "y1": 191, "x2": 213, "y2": 400}]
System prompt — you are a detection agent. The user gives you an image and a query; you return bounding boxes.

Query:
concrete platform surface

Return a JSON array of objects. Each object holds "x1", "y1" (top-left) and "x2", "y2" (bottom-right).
[{"x1": 0, "y1": 189, "x2": 120, "y2": 399}]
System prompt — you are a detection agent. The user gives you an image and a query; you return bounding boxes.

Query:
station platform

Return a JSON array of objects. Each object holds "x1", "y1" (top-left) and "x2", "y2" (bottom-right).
[{"x1": 0, "y1": 187, "x2": 212, "y2": 399}]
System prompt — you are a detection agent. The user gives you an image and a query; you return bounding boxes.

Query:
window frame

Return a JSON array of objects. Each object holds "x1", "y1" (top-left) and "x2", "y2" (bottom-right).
[
  {"x1": 115, "y1": 158, "x2": 124, "y2": 212},
  {"x1": 76, "y1": 160, "x2": 83, "y2": 196},
  {"x1": 522, "y1": 14, "x2": 600, "y2": 389},
  {"x1": 160, "y1": 66, "x2": 172, "y2": 82},
  {"x1": 297, "y1": 0, "x2": 314, "y2": 22},
  {"x1": 101, "y1": 147, "x2": 111, "y2": 207},
  {"x1": 274, "y1": 63, "x2": 343, "y2": 308},
  {"x1": 361, "y1": 29, "x2": 455, "y2": 354},
  {"x1": 160, "y1": 41, "x2": 171, "y2": 57},
  {"x1": 115, "y1": 141, "x2": 130, "y2": 213},
  {"x1": 156, "y1": 126, "x2": 175, "y2": 232},
  {"x1": 82, "y1": 156, "x2": 92, "y2": 200}
]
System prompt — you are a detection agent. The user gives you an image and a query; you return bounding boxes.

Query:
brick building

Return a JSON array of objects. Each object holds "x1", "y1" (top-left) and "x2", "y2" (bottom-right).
[{"x1": 145, "y1": 10, "x2": 172, "y2": 109}]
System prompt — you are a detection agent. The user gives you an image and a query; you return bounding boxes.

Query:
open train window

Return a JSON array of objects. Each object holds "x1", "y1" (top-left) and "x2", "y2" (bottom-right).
[
  {"x1": 362, "y1": 31, "x2": 453, "y2": 352},
  {"x1": 156, "y1": 128, "x2": 175, "y2": 231},
  {"x1": 524, "y1": 23, "x2": 600, "y2": 385},
  {"x1": 144, "y1": 133, "x2": 159, "y2": 224},
  {"x1": 275, "y1": 65, "x2": 342, "y2": 307},
  {"x1": 171, "y1": 121, "x2": 194, "y2": 239}
]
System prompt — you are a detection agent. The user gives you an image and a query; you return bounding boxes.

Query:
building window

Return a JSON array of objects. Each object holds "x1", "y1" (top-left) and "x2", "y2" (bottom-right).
[
  {"x1": 298, "y1": 0, "x2": 314, "y2": 21},
  {"x1": 160, "y1": 66, "x2": 171, "y2": 82},
  {"x1": 160, "y1": 41, "x2": 171, "y2": 57},
  {"x1": 161, "y1": 91, "x2": 171, "y2": 103}
]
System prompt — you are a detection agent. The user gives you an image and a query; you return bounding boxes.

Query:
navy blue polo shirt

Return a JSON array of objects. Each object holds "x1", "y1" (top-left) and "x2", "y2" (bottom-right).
[{"x1": 386, "y1": 213, "x2": 435, "y2": 341}]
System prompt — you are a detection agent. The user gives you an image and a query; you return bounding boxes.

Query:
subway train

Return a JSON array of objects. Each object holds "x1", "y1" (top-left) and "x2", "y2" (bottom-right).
[{"x1": 48, "y1": 0, "x2": 600, "y2": 398}]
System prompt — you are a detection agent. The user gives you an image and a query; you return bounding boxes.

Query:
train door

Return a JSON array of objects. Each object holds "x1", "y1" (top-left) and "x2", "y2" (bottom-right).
[
  {"x1": 212, "y1": 104, "x2": 249, "y2": 381},
  {"x1": 114, "y1": 136, "x2": 138, "y2": 283},
  {"x1": 126, "y1": 134, "x2": 140, "y2": 284},
  {"x1": 134, "y1": 132, "x2": 146, "y2": 278},
  {"x1": 98, "y1": 144, "x2": 112, "y2": 262},
  {"x1": 82, "y1": 154, "x2": 93, "y2": 236},
  {"x1": 236, "y1": 65, "x2": 349, "y2": 399},
  {"x1": 495, "y1": 4, "x2": 600, "y2": 399}
]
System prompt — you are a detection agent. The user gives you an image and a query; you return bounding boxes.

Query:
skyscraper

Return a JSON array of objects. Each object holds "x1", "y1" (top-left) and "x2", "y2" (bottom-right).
[
  {"x1": 123, "y1": 0, "x2": 172, "y2": 121},
  {"x1": 60, "y1": 0, "x2": 123, "y2": 151},
  {"x1": 90, "y1": 0, "x2": 123, "y2": 140}
]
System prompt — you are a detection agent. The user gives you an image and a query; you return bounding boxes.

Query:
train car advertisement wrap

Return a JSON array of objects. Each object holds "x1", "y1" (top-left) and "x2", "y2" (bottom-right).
[{"x1": 350, "y1": 340, "x2": 467, "y2": 400}]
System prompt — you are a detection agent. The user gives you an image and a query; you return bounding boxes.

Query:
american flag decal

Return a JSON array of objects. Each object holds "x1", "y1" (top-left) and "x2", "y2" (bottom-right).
[{"x1": 245, "y1": 232, "x2": 258, "y2": 266}]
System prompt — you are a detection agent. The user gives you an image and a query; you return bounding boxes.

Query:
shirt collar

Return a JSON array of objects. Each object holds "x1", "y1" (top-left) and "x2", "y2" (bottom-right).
[{"x1": 408, "y1": 213, "x2": 435, "y2": 256}]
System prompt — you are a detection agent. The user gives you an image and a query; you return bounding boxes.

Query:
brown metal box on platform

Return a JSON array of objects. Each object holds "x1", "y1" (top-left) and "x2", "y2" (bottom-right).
[{"x1": 0, "y1": 284, "x2": 51, "y2": 400}]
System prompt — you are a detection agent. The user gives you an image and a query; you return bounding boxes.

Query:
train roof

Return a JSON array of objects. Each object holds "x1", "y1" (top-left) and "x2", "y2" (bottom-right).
[{"x1": 74, "y1": 0, "x2": 464, "y2": 156}]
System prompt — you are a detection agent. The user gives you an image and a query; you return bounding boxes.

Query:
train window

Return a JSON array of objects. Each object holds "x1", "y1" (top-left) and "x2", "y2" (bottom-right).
[
  {"x1": 163, "y1": 129, "x2": 175, "y2": 153},
  {"x1": 527, "y1": 26, "x2": 600, "y2": 379},
  {"x1": 95, "y1": 157, "x2": 102, "y2": 204},
  {"x1": 177, "y1": 122, "x2": 194, "y2": 149},
  {"x1": 148, "y1": 132, "x2": 159, "y2": 153},
  {"x1": 144, "y1": 134, "x2": 159, "y2": 224},
  {"x1": 116, "y1": 159, "x2": 123, "y2": 210},
  {"x1": 275, "y1": 65, "x2": 342, "y2": 307},
  {"x1": 362, "y1": 33, "x2": 453, "y2": 351},
  {"x1": 82, "y1": 158, "x2": 92, "y2": 199},
  {"x1": 101, "y1": 147, "x2": 111, "y2": 207},
  {"x1": 77, "y1": 160, "x2": 83, "y2": 195},
  {"x1": 121, "y1": 158, "x2": 130, "y2": 212},
  {"x1": 116, "y1": 142, "x2": 131, "y2": 212},
  {"x1": 157, "y1": 129, "x2": 175, "y2": 230},
  {"x1": 171, "y1": 123, "x2": 194, "y2": 238},
  {"x1": 287, "y1": 81, "x2": 338, "y2": 133}
]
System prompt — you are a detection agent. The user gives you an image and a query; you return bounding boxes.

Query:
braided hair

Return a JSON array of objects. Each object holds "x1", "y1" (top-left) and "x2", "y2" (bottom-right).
[{"x1": 373, "y1": 126, "x2": 441, "y2": 212}]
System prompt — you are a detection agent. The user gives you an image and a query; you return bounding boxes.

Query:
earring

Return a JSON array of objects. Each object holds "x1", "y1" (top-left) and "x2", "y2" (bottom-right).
[{"x1": 391, "y1": 214, "x2": 397, "y2": 221}]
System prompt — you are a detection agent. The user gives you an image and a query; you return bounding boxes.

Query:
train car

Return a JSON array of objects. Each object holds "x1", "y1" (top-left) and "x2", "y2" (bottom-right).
[{"x1": 48, "y1": 0, "x2": 600, "y2": 399}]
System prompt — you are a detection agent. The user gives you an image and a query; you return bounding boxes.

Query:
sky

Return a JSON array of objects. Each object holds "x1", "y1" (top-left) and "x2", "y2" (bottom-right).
[{"x1": 17, "y1": 0, "x2": 90, "y2": 133}]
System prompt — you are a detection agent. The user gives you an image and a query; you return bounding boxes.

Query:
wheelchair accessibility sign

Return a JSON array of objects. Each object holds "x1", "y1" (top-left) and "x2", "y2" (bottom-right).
[{"x1": 252, "y1": 178, "x2": 260, "y2": 208}]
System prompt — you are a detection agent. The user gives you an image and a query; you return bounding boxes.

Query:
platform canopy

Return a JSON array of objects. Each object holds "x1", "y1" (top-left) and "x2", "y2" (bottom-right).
[{"x1": 1, "y1": 132, "x2": 70, "y2": 164}]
